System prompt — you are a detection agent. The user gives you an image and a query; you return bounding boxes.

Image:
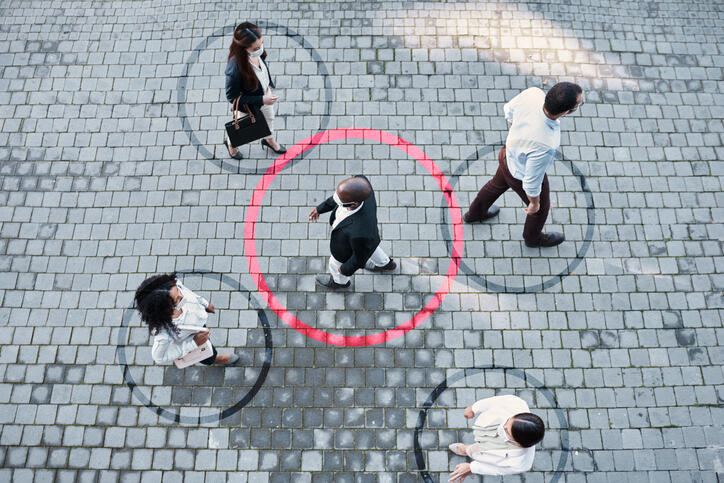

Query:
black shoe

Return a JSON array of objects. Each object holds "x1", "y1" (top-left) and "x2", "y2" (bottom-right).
[
  {"x1": 224, "y1": 137, "x2": 243, "y2": 160},
  {"x1": 525, "y1": 232, "x2": 565, "y2": 248},
  {"x1": 368, "y1": 259, "x2": 397, "y2": 272},
  {"x1": 463, "y1": 205, "x2": 500, "y2": 223},
  {"x1": 261, "y1": 139, "x2": 287, "y2": 154},
  {"x1": 315, "y1": 275, "x2": 350, "y2": 289}
]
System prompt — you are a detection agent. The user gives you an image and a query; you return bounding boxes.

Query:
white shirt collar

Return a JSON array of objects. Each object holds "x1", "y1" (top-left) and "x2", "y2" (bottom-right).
[
  {"x1": 342, "y1": 201, "x2": 363, "y2": 216},
  {"x1": 332, "y1": 201, "x2": 364, "y2": 230}
]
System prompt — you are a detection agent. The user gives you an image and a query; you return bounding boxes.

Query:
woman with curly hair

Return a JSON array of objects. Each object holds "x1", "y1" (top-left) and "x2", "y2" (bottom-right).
[
  {"x1": 223, "y1": 21, "x2": 287, "y2": 160},
  {"x1": 134, "y1": 273, "x2": 239, "y2": 366}
]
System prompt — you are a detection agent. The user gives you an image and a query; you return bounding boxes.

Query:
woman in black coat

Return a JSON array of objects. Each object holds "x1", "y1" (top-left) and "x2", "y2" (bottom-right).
[{"x1": 224, "y1": 22, "x2": 286, "y2": 160}]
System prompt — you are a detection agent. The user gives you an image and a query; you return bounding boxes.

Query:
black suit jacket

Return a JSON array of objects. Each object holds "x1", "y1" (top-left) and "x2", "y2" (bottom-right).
[
  {"x1": 317, "y1": 175, "x2": 381, "y2": 277},
  {"x1": 225, "y1": 57, "x2": 275, "y2": 108}
]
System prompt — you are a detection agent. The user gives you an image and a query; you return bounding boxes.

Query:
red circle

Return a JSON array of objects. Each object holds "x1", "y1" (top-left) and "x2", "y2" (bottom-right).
[{"x1": 244, "y1": 128, "x2": 464, "y2": 346}]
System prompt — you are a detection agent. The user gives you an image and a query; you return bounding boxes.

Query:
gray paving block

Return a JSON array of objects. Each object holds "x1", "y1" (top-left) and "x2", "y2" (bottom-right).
[{"x1": 1, "y1": 1, "x2": 724, "y2": 480}]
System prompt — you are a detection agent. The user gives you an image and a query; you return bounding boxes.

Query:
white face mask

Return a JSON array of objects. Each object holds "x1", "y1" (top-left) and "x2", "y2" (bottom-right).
[
  {"x1": 333, "y1": 192, "x2": 343, "y2": 206},
  {"x1": 498, "y1": 423, "x2": 513, "y2": 443},
  {"x1": 249, "y1": 44, "x2": 264, "y2": 58},
  {"x1": 172, "y1": 284, "x2": 184, "y2": 310},
  {"x1": 333, "y1": 192, "x2": 357, "y2": 210}
]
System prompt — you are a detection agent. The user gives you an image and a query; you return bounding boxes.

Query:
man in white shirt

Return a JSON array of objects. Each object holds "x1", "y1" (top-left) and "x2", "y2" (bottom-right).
[
  {"x1": 465, "y1": 82, "x2": 583, "y2": 248},
  {"x1": 447, "y1": 394, "x2": 545, "y2": 481}
]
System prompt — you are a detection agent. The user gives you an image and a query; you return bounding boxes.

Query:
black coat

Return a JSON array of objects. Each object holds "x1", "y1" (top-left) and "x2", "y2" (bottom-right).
[
  {"x1": 317, "y1": 175, "x2": 381, "y2": 277},
  {"x1": 225, "y1": 57, "x2": 275, "y2": 108}
]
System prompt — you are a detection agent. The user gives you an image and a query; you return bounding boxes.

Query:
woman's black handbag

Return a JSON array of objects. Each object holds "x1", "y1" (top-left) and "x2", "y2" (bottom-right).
[{"x1": 224, "y1": 96, "x2": 271, "y2": 147}]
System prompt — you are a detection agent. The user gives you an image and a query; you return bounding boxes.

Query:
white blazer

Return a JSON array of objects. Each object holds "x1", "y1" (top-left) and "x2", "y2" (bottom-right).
[
  {"x1": 150, "y1": 282, "x2": 210, "y2": 364},
  {"x1": 467, "y1": 394, "x2": 536, "y2": 475}
]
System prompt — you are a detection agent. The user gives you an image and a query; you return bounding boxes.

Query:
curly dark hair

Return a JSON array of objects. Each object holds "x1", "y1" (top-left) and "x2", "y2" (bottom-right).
[{"x1": 134, "y1": 273, "x2": 179, "y2": 336}]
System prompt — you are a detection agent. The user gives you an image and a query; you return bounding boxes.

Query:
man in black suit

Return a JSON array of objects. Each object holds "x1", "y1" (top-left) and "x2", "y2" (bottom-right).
[{"x1": 309, "y1": 175, "x2": 396, "y2": 289}]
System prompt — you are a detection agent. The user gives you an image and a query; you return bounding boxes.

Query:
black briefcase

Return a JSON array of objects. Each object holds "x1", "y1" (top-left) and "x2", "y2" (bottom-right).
[{"x1": 224, "y1": 97, "x2": 271, "y2": 148}]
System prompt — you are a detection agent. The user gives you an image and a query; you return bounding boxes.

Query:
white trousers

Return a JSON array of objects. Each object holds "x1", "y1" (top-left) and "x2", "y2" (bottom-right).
[{"x1": 328, "y1": 246, "x2": 390, "y2": 284}]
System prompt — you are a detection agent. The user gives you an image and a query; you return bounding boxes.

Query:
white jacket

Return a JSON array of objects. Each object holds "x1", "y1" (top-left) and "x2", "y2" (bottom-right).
[
  {"x1": 467, "y1": 395, "x2": 536, "y2": 475},
  {"x1": 150, "y1": 282, "x2": 210, "y2": 364}
]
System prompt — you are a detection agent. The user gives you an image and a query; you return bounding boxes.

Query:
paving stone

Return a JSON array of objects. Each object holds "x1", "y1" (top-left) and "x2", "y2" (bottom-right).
[{"x1": 0, "y1": 1, "x2": 723, "y2": 481}]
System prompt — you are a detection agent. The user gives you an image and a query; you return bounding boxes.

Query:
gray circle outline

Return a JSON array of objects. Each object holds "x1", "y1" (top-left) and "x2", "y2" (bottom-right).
[
  {"x1": 413, "y1": 366, "x2": 570, "y2": 482},
  {"x1": 115, "y1": 270, "x2": 273, "y2": 424},
  {"x1": 176, "y1": 21, "x2": 333, "y2": 173},
  {"x1": 440, "y1": 145, "x2": 595, "y2": 293}
]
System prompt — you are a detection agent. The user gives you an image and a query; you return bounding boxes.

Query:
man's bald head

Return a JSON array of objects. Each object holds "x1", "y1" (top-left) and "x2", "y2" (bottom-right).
[{"x1": 336, "y1": 177, "x2": 371, "y2": 206}]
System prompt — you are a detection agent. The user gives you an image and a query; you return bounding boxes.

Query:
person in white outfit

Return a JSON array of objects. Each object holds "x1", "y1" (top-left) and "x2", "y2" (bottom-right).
[
  {"x1": 134, "y1": 273, "x2": 239, "y2": 366},
  {"x1": 447, "y1": 394, "x2": 545, "y2": 481}
]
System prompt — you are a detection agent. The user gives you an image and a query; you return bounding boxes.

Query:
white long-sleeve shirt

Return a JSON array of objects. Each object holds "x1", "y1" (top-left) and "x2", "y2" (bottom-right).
[
  {"x1": 503, "y1": 87, "x2": 561, "y2": 198},
  {"x1": 467, "y1": 395, "x2": 537, "y2": 475},
  {"x1": 150, "y1": 282, "x2": 210, "y2": 364},
  {"x1": 250, "y1": 57, "x2": 271, "y2": 94}
]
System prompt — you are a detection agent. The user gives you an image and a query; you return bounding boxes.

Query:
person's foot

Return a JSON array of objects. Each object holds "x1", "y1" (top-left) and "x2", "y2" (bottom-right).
[
  {"x1": 463, "y1": 205, "x2": 500, "y2": 223},
  {"x1": 525, "y1": 232, "x2": 565, "y2": 248},
  {"x1": 448, "y1": 443, "x2": 468, "y2": 456},
  {"x1": 215, "y1": 353, "x2": 240, "y2": 366},
  {"x1": 315, "y1": 275, "x2": 350, "y2": 289},
  {"x1": 367, "y1": 259, "x2": 397, "y2": 272},
  {"x1": 224, "y1": 138, "x2": 243, "y2": 160},
  {"x1": 261, "y1": 138, "x2": 287, "y2": 154}
]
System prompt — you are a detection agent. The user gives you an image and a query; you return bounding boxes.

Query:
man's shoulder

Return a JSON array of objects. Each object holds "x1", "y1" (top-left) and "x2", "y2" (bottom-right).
[
  {"x1": 507, "y1": 87, "x2": 544, "y2": 115},
  {"x1": 522, "y1": 86, "x2": 545, "y2": 97}
]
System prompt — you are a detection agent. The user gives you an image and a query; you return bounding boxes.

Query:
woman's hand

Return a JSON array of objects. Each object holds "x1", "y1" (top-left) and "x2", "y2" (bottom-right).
[
  {"x1": 263, "y1": 93, "x2": 278, "y2": 105},
  {"x1": 449, "y1": 463, "x2": 471, "y2": 482},
  {"x1": 206, "y1": 303, "x2": 215, "y2": 314},
  {"x1": 194, "y1": 330, "x2": 210, "y2": 347}
]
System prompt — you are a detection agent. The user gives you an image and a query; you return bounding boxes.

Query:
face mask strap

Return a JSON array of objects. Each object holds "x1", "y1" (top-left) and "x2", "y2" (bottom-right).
[{"x1": 334, "y1": 192, "x2": 356, "y2": 208}]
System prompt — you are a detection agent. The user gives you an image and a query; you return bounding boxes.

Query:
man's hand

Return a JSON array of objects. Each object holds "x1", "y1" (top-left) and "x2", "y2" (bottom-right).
[
  {"x1": 308, "y1": 208, "x2": 319, "y2": 221},
  {"x1": 193, "y1": 330, "x2": 210, "y2": 347},
  {"x1": 205, "y1": 303, "x2": 215, "y2": 314},
  {"x1": 263, "y1": 93, "x2": 279, "y2": 105},
  {"x1": 524, "y1": 195, "x2": 541, "y2": 215},
  {"x1": 463, "y1": 406, "x2": 475, "y2": 419},
  {"x1": 448, "y1": 463, "x2": 471, "y2": 482}
]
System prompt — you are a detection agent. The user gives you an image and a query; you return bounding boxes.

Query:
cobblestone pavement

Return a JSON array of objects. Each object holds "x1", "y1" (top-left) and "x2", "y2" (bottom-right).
[{"x1": 0, "y1": 0, "x2": 723, "y2": 481}]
